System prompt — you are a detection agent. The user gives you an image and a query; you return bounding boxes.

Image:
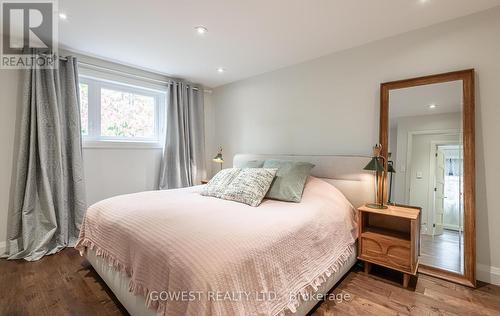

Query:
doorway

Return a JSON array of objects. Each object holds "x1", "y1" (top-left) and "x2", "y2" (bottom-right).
[
  {"x1": 432, "y1": 144, "x2": 463, "y2": 236},
  {"x1": 421, "y1": 143, "x2": 464, "y2": 274}
]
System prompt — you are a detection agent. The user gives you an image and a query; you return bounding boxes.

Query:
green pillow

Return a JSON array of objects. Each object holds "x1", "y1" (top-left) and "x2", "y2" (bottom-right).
[
  {"x1": 263, "y1": 160, "x2": 315, "y2": 202},
  {"x1": 241, "y1": 160, "x2": 265, "y2": 168}
]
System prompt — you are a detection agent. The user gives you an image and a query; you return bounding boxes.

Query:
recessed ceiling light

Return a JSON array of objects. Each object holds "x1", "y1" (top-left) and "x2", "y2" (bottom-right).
[
  {"x1": 428, "y1": 104, "x2": 437, "y2": 109},
  {"x1": 216, "y1": 67, "x2": 225, "y2": 73},
  {"x1": 194, "y1": 26, "x2": 208, "y2": 35},
  {"x1": 59, "y1": 13, "x2": 67, "y2": 20},
  {"x1": 419, "y1": 0, "x2": 430, "y2": 3}
]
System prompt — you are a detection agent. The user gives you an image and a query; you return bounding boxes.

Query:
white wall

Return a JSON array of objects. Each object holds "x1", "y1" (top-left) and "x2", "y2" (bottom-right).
[
  {"x1": 212, "y1": 7, "x2": 500, "y2": 284},
  {"x1": 83, "y1": 148, "x2": 162, "y2": 204},
  {"x1": 204, "y1": 93, "x2": 217, "y2": 178}
]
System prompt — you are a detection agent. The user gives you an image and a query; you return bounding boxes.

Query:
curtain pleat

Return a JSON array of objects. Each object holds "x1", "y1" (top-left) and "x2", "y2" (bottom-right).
[
  {"x1": 159, "y1": 82, "x2": 206, "y2": 189},
  {"x1": 3, "y1": 55, "x2": 87, "y2": 261}
]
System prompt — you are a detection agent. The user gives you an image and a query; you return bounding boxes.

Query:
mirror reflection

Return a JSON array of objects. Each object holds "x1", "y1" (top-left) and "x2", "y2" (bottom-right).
[{"x1": 388, "y1": 81, "x2": 464, "y2": 274}]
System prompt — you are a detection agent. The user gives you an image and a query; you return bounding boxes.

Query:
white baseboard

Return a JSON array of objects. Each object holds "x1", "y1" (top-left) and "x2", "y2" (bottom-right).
[
  {"x1": 0, "y1": 241, "x2": 5, "y2": 255},
  {"x1": 443, "y1": 224, "x2": 462, "y2": 231},
  {"x1": 477, "y1": 263, "x2": 500, "y2": 286}
]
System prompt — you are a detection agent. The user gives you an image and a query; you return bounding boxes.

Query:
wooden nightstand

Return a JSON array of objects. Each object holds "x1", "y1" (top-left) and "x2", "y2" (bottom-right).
[{"x1": 357, "y1": 204, "x2": 421, "y2": 288}]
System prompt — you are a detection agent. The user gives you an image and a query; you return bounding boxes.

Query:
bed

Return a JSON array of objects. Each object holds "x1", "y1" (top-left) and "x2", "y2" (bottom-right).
[{"x1": 76, "y1": 154, "x2": 375, "y2": 316}]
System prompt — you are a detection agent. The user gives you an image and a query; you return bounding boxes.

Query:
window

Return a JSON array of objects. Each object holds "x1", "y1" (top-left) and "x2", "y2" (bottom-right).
[{"x1": 79, "y1": 76, "x2": 165, "y2": 148}]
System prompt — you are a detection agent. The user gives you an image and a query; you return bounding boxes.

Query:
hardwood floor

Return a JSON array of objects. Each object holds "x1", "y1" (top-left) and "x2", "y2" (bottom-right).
[
  {"x1": 0, "y1": 248, "x2": 127, "y2": 316},
  {"x1": 313, "y1": 264, "x2": 500, "y2": 316},
  {"x1": 1, "y1": 248, "x2": 499, "y2": 316},
  {"x1": 420, "y1": 229, "x2": 464, "y2": 274}
]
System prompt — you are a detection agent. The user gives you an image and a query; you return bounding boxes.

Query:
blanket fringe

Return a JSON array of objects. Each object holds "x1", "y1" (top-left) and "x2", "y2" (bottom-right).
[
  {"x1": 76, "y1": 239, "x2": 354, "y2": 316},
  {"x1": 75, "y1": 238, "x2": 166, "y2": 314},
  {"x1": 276, "y1": 244, "x2": 355, "y2": 316}
]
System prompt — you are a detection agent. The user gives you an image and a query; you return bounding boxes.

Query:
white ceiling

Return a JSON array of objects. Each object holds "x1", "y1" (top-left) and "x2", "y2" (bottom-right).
[
  {"x1": 389, "y1": 80, "x2": 462, "y2": 118},
  {"x1": 58, "y1": 0, "x2": 500, "y2": 87}
]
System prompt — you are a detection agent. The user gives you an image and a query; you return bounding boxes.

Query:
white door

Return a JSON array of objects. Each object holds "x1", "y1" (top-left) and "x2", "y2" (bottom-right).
[{"x1": 434, "y1": 149, "x2": 445, "y2": 235}]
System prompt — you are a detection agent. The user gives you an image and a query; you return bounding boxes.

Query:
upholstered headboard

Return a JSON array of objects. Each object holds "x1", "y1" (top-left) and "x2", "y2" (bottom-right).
[{"x1": 233, "y1": 154, "x2": 376, "y2": 208}]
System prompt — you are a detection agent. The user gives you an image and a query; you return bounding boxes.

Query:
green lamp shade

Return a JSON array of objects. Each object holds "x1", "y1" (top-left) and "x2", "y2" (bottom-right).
[
  {"x1": 363, "y1": 157, "x2": 384, "y2": 172},
  {"x1": 213, "y1": 153, "x2": 224, "y2": 164}
]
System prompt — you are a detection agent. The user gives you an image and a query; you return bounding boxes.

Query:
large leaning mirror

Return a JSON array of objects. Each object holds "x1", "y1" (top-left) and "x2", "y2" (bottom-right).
[{"x1": 380, "y1": 70, "x2": 475, "y2": 287}]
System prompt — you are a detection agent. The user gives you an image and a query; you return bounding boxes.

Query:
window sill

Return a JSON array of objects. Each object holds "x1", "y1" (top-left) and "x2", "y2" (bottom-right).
[{"x1": 82, "y1": 139, "x2": 163, "y2": 149}]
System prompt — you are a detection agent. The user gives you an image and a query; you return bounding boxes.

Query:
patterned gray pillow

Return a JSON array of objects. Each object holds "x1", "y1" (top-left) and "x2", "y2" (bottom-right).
[
  {"x1": 222, "y1": 168, "x2": 277, "y2": 207},
  {"x1": 201, "y1": 168, "x2": 240, "y2": 198}
]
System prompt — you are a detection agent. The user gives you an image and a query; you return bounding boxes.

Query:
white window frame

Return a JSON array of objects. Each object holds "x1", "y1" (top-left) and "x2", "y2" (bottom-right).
[{"x1": 79, "y1": 75, "x2": 166, "y2": 149}]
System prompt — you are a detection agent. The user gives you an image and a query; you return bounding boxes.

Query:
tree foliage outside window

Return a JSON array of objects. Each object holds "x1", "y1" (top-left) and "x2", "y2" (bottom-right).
[
  {"x1": 79, "y1": 83, "x2": 89, "y2": 135},
  {"x1": 101, "y1": 88, "x2": 155, "y2": 138},
  {"x1": 78, "y1": 76, "x2": 165, "y2": 146}
]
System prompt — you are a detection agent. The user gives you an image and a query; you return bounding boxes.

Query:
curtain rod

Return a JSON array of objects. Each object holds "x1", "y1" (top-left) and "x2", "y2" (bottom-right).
[{"x1": 58, "y1": 55, "x2": 210, "y2": 93}]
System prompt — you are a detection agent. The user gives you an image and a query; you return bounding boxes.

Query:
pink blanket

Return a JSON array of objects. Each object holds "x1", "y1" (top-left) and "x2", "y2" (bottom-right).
[{"x1": 76, "y1": 177, "x2": 357, "y2": 315}]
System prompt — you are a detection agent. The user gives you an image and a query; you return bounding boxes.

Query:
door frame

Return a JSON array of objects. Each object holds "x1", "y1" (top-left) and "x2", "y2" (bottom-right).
[{"x1": 427, "y1": 139, "x2": 461, "y2": 235}]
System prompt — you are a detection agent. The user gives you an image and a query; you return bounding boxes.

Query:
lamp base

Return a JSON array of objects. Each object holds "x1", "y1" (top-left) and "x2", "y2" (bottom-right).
[{"x1": 366, "y1": 203, "x2": 388, "y2": 209}]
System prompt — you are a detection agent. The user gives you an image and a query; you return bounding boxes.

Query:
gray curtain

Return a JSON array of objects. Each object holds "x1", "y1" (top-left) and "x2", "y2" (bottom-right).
[
  {"x1": 159, "y1": 81, "x2": 206, "y2": 189},
  {"x1": 4, "y1": 55, "x2": 87, "y2": 261}
]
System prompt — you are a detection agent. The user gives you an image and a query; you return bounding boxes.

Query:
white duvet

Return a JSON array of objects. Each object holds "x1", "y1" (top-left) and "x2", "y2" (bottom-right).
[{"x1": 76, "y1": 176, "x2": 357, "y2": 316}]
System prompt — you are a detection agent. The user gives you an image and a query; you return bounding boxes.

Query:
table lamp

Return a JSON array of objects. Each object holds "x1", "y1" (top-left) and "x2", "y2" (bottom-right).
[
  {"x1": 363, "y1": 144, "x2": 388, "y2": 209},
  {"x1": 213, "y1": 147, "x2": 224, "y2": 170}
]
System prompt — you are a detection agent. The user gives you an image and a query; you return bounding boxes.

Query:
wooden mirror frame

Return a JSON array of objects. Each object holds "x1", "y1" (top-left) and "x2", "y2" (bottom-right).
[{"x1": 380, "y1": 69, "x2": 476, "y2": 287}]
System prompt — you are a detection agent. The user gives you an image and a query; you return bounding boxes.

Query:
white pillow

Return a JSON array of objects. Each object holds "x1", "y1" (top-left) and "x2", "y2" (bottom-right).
[
  {"x1": 202, "y1": 168, "x2": 277, "y2": 207},
  {"x1": 222, "y1": 168, "x2": 277, "y2": 206},
  {"x1": 202, "y1": 168, "x2": 240, "y2": 198}
]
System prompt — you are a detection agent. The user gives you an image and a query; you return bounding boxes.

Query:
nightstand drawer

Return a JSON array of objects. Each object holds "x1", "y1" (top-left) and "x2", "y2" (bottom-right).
[{"x1": 360, "y1": 232, "x2": 412, "y2": 272}]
